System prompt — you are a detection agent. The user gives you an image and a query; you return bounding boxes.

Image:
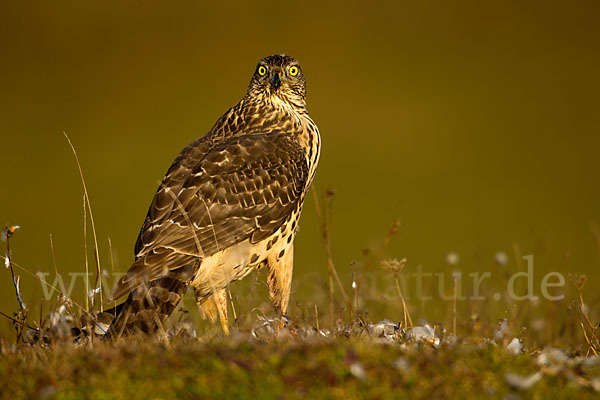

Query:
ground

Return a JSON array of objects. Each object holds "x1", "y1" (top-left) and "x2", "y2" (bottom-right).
[{"x1": 2, "y1": 321, "x2": 600, "y2": 400}]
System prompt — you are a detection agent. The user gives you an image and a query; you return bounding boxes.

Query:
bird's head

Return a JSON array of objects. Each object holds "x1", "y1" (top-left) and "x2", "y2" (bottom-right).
[{"x1": 247, "y1": 54, "x2": 307, "y2": 109}]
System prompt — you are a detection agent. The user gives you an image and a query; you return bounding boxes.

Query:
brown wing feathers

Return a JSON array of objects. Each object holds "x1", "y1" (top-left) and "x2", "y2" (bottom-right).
[{"x1": 110, "y1": 133, "x2": 308, "y2": 302}]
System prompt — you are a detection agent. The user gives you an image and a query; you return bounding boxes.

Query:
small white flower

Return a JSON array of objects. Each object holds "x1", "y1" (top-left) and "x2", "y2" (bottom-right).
[
  {"x1": 4, "y1": 254, "x2": 9, "y2": 268},
  {"x1": 495, "y1": 251, "x2": 508, "y2": 267},
  {"x1": 445, "y1": 252, "x2": 459, "y2": 266},
  {"x1": 494, "y1": 318, "x2": 509, "y2": 340},
  {"x1": 352, "y1": 281, "x2": 357, "y2": 289}
]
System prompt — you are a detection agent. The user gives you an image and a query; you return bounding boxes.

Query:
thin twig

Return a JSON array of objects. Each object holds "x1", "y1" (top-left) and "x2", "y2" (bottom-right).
[
  {"x1": 382, "y1": 258, "x2": 412, "y2": 328},
  {"x1": 311, "y1": 187, "x2": 349, "y2": 303},
  {"x1": 3, "y1": 255, "x2": 89, "y2": 316},
  {"x1": 351, "y1": 271, "x2": 358, "y2": 319},
  {"x1": 357, "y1": 218, "x2": 400, "y2": 290},
  {"x1": 4, "y1": 227, "x2": 25, "y2": 314},
  {"x1": 0, "y1": 311, "x2": 35, "y2": 331},
  {"x1": 576, "y1": 302, "x2": 599, "y2": 350},
  {"x1": 569, "y1": 274, "x2": 600, "y2": 354},
  {"x1": 580, "y1": 323, "x2": 599, "y2": 356},
  {"x1": 4, "y1": 225, "x2": 27, "y2": 342}
]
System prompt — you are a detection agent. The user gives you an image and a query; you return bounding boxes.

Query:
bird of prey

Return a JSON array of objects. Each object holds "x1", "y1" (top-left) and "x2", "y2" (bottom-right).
[{"x1": 106, "y1": 55, "x2": 320, "y2": 337}]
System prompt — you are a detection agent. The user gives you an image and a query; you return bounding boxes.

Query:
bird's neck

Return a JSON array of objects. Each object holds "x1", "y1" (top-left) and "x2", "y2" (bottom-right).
[
  {"x1": 208, "y1": 96, "x2": 320, "y2": 186},
  {"x1": 210, "y1": 96, "x2": 307, "y2": 139}
]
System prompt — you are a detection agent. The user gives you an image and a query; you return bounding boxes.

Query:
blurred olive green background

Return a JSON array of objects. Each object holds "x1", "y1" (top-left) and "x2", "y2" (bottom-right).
[{"x1": 1, "y1": 1, "x2": 599, "y2": 328}]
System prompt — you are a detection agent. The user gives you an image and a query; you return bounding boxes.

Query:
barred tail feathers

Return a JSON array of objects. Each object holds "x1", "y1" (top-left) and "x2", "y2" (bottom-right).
[{"x1": 105, "y1": 262, "x2": 197, "y2": 337}]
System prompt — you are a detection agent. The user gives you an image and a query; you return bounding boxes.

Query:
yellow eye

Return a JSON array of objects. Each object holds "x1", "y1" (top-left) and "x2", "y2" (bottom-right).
[
  {"x1": 258, "y1": 66, "x2": 267, "y2": 76},
  {"x1": 289, "y1": 66, "x2": 299, "y2": 76}
]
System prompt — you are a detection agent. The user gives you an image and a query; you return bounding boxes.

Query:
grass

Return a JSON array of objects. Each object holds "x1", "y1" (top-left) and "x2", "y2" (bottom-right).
[
  {"x1": 1, "y1": 333, "x2": 599, "y2": 399},
  {"x1": 1, "y1": 188, "x2": 600, "y2": 399}
]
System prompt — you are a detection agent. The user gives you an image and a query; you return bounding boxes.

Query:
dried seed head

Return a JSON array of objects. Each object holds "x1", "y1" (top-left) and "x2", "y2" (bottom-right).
[
  {"x1": 381, "y1": 258, "x2": 407, "y2": 274},
  {"x1": 58, "y1": 293, "x2": 73, "y2": 309},
  {"x1": 569, "y1": 273, "x2": 588, "y2": 292},
  {"x1": 325, "y1": 188, "x2": 337, "y2": 198},
  {"x1": 389, "y1": 218, "x2": 401, "y2": 235}
]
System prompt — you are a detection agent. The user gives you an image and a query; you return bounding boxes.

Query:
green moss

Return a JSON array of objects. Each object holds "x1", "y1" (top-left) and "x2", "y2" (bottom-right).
[{"x1": 1, "y1": 337, "x2": 598, "y2": 400}]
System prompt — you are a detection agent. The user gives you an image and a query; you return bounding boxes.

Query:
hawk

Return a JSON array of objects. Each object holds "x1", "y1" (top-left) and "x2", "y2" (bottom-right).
[{"x1": 105, "y1": 55, "x2": 320, "y2": 337}]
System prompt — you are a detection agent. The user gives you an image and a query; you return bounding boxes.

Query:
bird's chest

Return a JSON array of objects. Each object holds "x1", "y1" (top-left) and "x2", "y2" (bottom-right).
[{"x1": 191, "y1": 206, "x2": 302, "y2": 298}]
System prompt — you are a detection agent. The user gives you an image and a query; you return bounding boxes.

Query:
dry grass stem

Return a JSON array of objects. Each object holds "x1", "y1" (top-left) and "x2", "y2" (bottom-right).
[
  {"x1": 357, "y1": 218, "x2": 400, "y2": 290},
  {"x1": 49, "y1": 234, "x2": 59, "y2": 277},
  {"x1": 83, "y1": 193, "x2": 90, "y2": 312},
  {"x1": 382, "y1": 258, "x2": 412, "y2": 328},
  {"x1": 453, "y1": 275, "x2": 458, "y2": 337},
  {"x1": 64, "y1": 132, "x2": 103, "y2": 311},
  {"x1": 569, "y1": 274, "x2": 599, "y2": 354},
  {"x1": 311, "y1": 187, "x2": 349, "y2": 324}
]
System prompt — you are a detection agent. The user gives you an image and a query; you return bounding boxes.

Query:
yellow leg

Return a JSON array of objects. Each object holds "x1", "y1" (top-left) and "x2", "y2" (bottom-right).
[
  {"x1": 215, "y1": 289, "x2": 230, "y2": 336},
  {"x1": 195, "y1": 288, "x2": 230, "y2": 335},
  {"x1": 267, "y1": 244, "x2": 294, "y2": 315}
]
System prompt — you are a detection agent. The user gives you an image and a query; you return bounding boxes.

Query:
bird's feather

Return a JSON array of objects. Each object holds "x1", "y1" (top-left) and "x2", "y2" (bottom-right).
[{"x1": 111, "y1": 132, "x2": 308, "y2": 300}]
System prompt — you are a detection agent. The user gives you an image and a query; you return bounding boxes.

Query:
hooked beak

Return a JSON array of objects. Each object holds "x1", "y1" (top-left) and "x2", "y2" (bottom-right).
[{"x1": 270, "y1": 72, "x2": 282, "y2": 90}]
